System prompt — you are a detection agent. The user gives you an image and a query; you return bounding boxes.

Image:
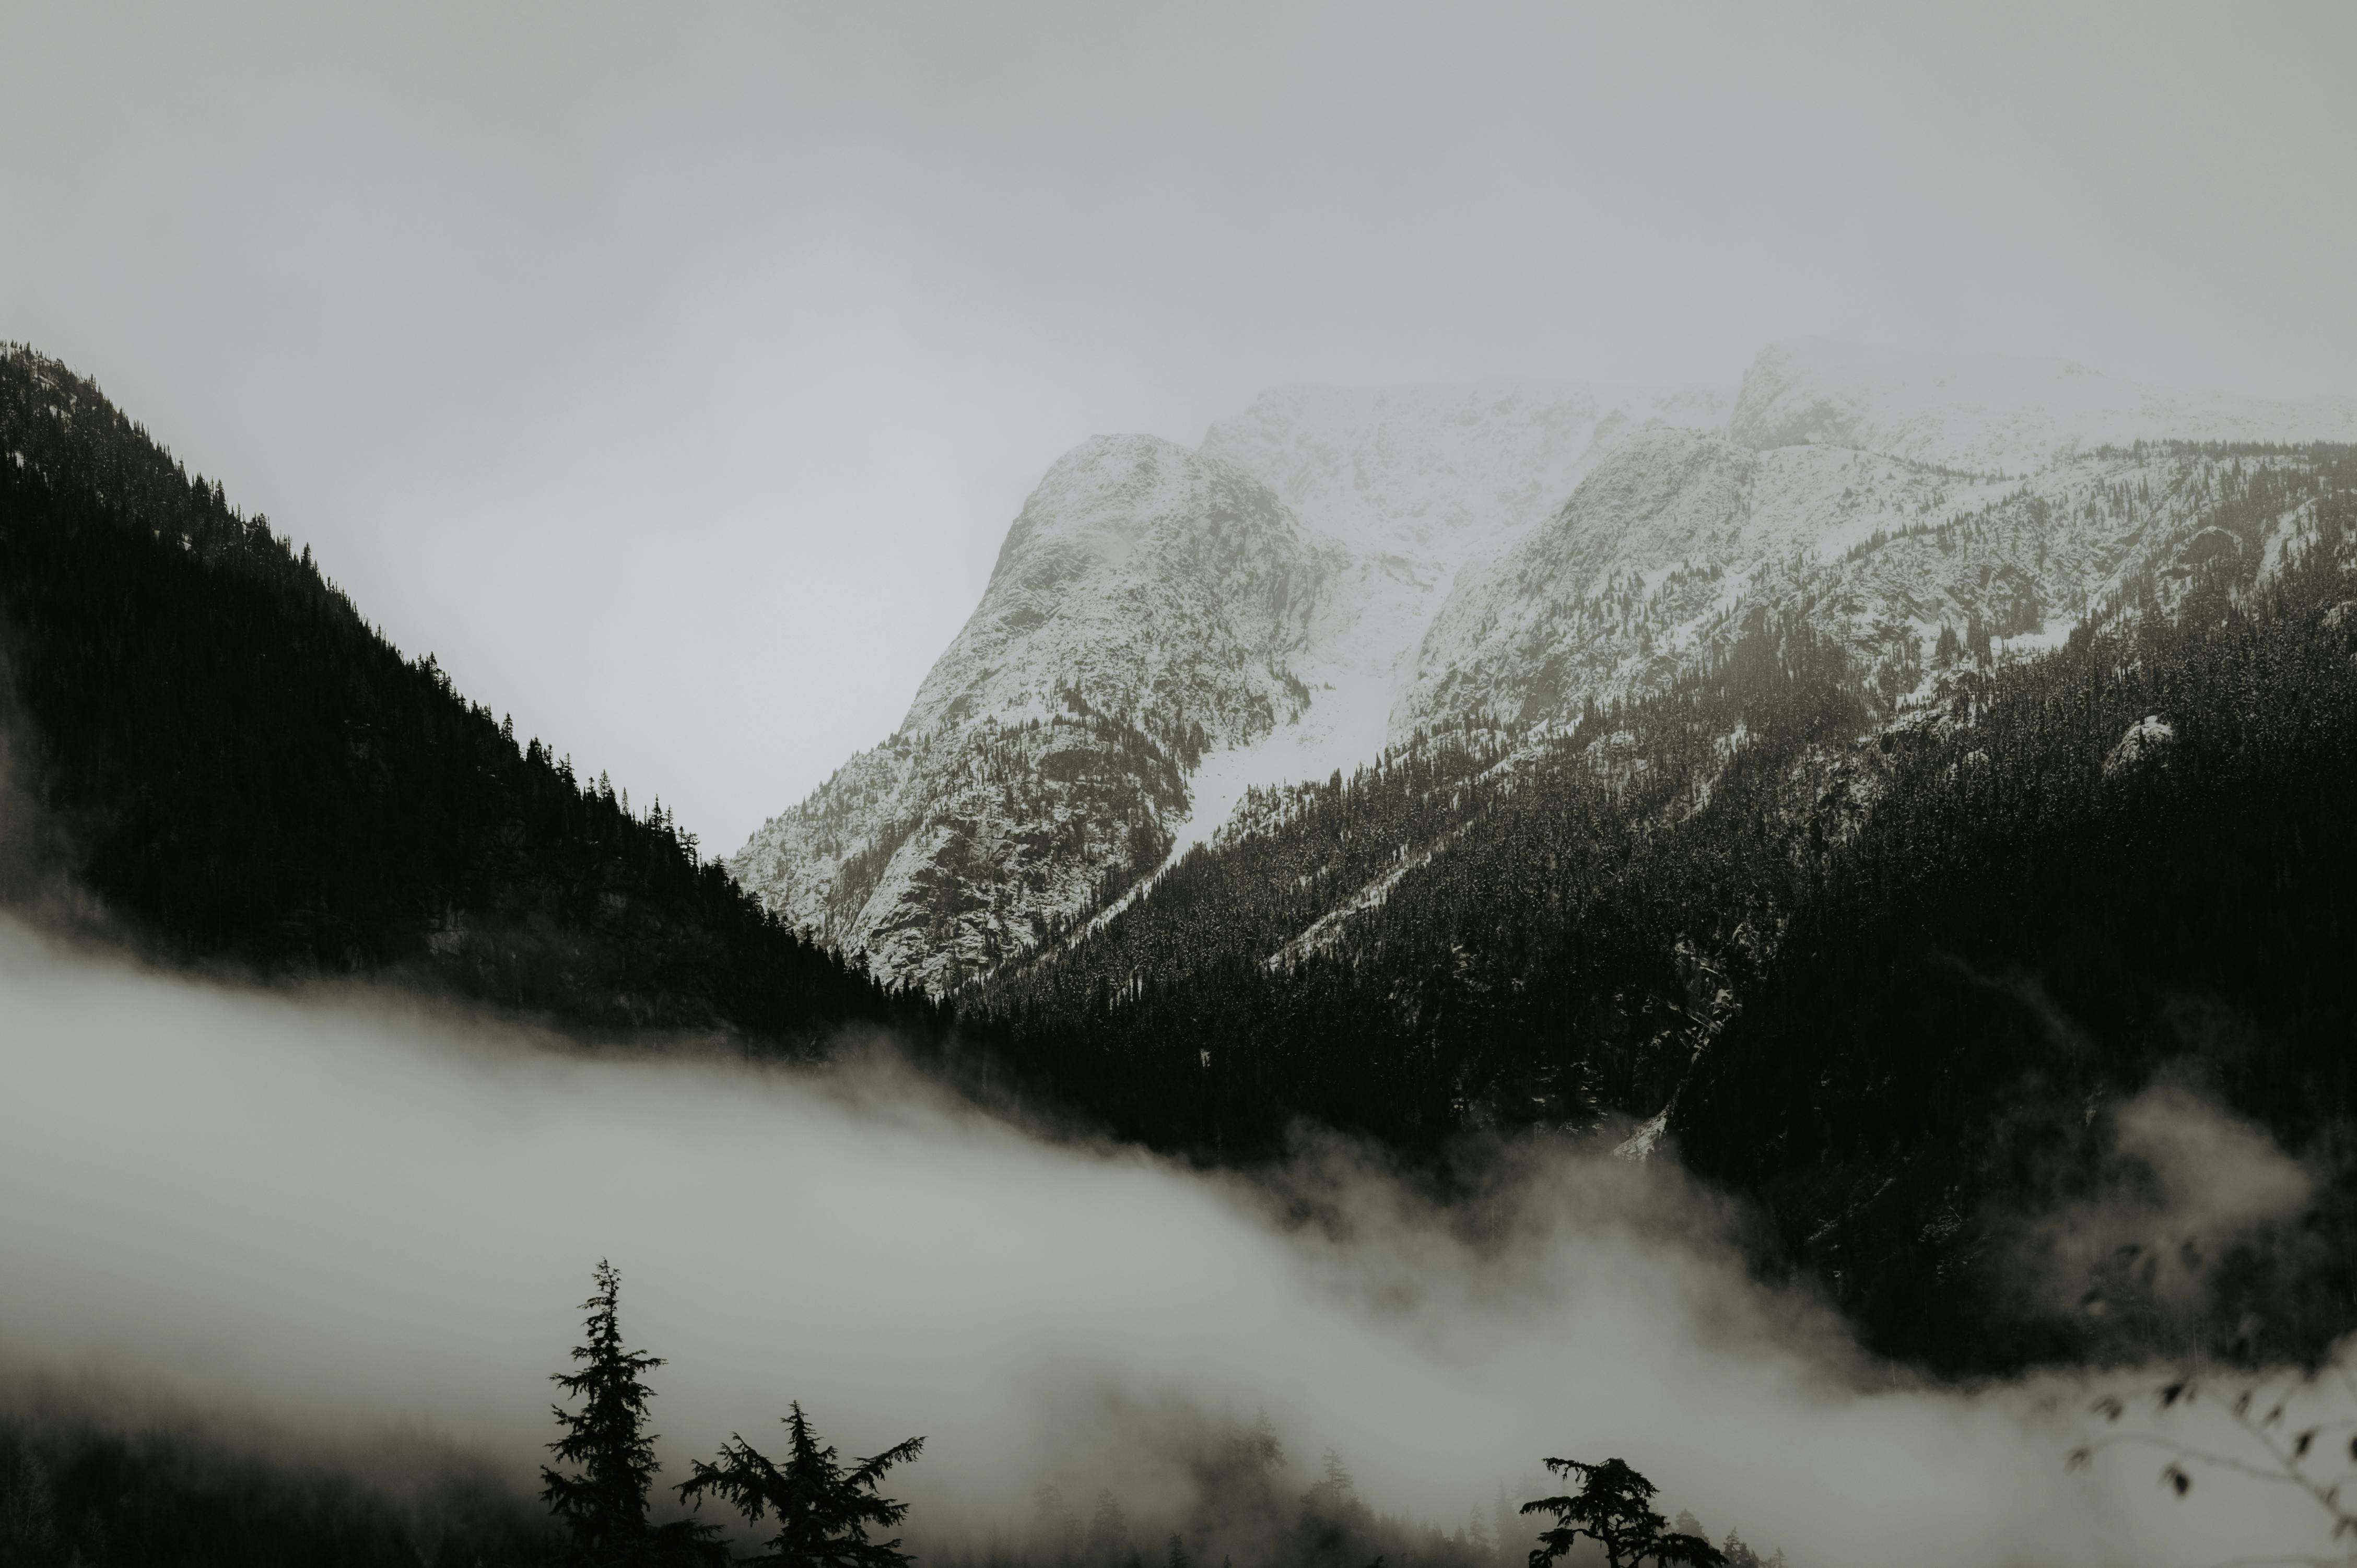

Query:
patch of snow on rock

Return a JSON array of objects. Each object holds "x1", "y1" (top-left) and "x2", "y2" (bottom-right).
[{"x1": 2103, "y1": 715, "x2": 2177, "y2": 780}]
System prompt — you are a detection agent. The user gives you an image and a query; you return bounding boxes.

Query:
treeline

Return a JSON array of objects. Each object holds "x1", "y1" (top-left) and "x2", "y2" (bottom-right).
[
  {"x1": 0, "y1": 345, "x2": 939, "y2": 1051},
  {"x1": 0, "y1": 1405, "x2": 556, "y2": 1567},
  {"x1": 4, "y1": 1265, "x2": 1793, "y2": 1568},
  {"x1": 934, "y1": 1451, "x2": 1787, "y2": 1568}
]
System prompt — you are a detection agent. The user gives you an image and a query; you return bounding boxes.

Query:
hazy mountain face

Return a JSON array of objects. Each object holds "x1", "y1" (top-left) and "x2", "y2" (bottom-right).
[
  {"x1": 731, "y1": 384, "x2": 1732, "y2": 987},
  {"x1": 1404, "y1": 345, "x2": 2357, "y2": 733},
  {"x1": 1728, "y1": 341, "x2": 2357, "y2": 473},
  {"x1": 1197, "y1": 380, "x2": 1733, "y2": 718},
  {"x1": 733, "y1": 344, "x2": 2357, "y2": 987},
  {"x1": 728, "y1": 436, "x2": 1324, "y2": 990}
]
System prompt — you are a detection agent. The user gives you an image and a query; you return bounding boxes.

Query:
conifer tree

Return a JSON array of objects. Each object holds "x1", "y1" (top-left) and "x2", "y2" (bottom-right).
[
  {"x1": 675, "y1": 1401, "x2": 924, "y2": 1568},
  {"x1": 1084, "y1": 1490, "x2": 1131, "y2": 1568},
  {"x1": 542, "y1": 1260, "x2": 716, "y2": 1567},
  {"x1": 1521, "y1": 1458, "x2": 1723, "y2": 1568}
]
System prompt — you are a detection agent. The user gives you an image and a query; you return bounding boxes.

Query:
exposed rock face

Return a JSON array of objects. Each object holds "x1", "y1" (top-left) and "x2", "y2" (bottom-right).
[
  {"x1": 728, "y1": 435, "x2": 1325, "y2": 989},
  {"x1": 1405, "y1": 430, "x2": 1765, "y2": 727},
  {"x1": 1404, "y1": 347, "x2": 2357, "y2": 734},
  {"x1": 734, "y1": 344, "x2": 2357, "y2": 988},
  {"x1": 733, "y1": 385, "x2": 1732, "y2": 988},
  {"x1": 2104, "y1": 715, "x2": 2177, "y2": 780},
  {"x1": 1177, "y1": 380, "x2": 1729, "y2": 842}
]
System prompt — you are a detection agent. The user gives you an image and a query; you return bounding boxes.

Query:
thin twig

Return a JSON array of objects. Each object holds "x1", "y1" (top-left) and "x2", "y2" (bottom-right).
[
  {"x1": 2217, "y1": 1391, "x2": 2357, "y2": 1532},
  {"x1": 2080, "y1": 1434, "x2": 2307, "y2": 1488}
]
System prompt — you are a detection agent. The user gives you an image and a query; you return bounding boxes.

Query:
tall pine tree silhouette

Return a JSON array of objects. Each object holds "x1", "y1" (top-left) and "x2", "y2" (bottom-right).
[
  {"x1": 675, "y1": 1401, "x2": 923, "y2": 1568},
  {"x1": 542, "y1": 1260, "x2": 720, "y2": 1567}
]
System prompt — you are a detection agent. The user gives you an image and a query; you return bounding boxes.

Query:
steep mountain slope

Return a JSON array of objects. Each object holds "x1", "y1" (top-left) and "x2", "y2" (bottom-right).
[
  {"x1": 728, "y1": 437, "x2": 1327, "y2": 989},
  {"x1": 974, "y1": 443, "x2": 2357, "y2": 1373},
  {"x1": 1669, "y1": 459, "x2": 2357, "y2": 1371},
  {"x1": 1404, "y1": 346, "x2": 2357, "y2": 733},
  {"x1": 739, "y1": 344, "x2": 2357, "y2": 991},
  {"x1": 0, "y1": 345, "x2": 931, "y2": 1049},
  {"x1": 988, "y1": 442, "x2": 2350, "y2": 1062},
  {"x1": 1181, "y1": 380, "x2": 1727, "y2": 836},
  {"x1": 734, "y1": 383, "x2": 1732, "y2": 984},
  {"x1": 1400, "y1": 433, "x2": 2067, "y2": 730}
]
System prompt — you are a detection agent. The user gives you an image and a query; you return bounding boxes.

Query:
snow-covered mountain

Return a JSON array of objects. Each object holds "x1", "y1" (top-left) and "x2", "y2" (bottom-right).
[
  {"x1": 1175, "y1": 380, "x2": 1731, "y2": 841},
  {"x1": 1403, "y1": 431, "x2": 2194, "y2": 730},
  {"x1": 728, "y1": 436, "x2": 1326, "y2": 989},
  {"x1": 733, "y1": 343, "x2": 2357, "y2": 988},
  {"x1": 732, "y1": 384, "x2": 1728, "y2": 987},
  {"x1": 1405, "y1": 345, "x2": 2357, "y2": 732}
]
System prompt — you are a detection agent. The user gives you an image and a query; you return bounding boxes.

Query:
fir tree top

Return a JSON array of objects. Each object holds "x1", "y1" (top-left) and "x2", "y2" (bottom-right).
[
  {"x1": 542, "y1": 1260, "x2": 673, "y2": 1566},
  {"x1": 676, "y1": 1401, "x2": 925, "y2": 1568}
]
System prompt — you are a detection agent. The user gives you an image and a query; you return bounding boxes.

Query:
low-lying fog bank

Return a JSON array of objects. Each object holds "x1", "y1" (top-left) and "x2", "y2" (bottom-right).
[{"x1": 0, "y1": 917, "x2": 2336, "y2": 1566}]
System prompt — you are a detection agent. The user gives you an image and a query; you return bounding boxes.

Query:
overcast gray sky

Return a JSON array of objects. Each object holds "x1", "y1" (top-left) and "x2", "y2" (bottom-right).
[{"x1": 5, "y1": 1, "x2": 2352, "y2": 850}]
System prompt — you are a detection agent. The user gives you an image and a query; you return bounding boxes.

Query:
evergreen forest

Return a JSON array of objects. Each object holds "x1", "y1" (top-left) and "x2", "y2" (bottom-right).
[
  {"x1": 5, "y1": 343, "x2": 2356, "y2": 1387},
  {"x1": 0, "y1": 346, "x2": 941, "y2": 1053},
  {"x1": 970, "y1": 445, "x2": 2357, "y2": 1374}
]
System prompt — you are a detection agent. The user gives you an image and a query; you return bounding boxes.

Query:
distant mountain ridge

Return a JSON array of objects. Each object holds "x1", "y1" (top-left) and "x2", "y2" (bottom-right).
[{"x1": 733, "y1": 343, "x2": 2357, "y2": 987}]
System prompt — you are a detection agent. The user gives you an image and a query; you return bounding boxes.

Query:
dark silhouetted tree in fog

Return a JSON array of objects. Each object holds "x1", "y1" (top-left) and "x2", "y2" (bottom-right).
[
  {"x1": 1522, "y1": 1458, "x2": 1723, "y2": 1568},
  {"x1": 543, "y1": 1260, "x2": 720, "y2": 1567},
  {"x1": 675, "y1": 1401, "x2": 923, "y2": 1568}
]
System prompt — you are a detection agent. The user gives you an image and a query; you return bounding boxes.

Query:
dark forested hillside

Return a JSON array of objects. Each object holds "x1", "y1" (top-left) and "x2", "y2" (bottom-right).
[
  {"x1": 0, "y1": 1403, "x2": 556, "y2": 1568},
  {"x1": 0, "y1": 345, "x2": 936, "y2": 1050},
  {"x1": 1673, "y1": 454, "x2": 2357, "y2": 1373},
  {"x1": 972, "y1": 610, "x2": 1871, "y2": 1156},
  {"x1": 974, "y1": 445, "x2": 2357, "y2": 1372}
]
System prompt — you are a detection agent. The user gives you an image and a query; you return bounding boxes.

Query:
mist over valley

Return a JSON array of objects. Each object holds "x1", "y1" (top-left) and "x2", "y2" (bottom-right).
[
  {"x1": 5, "y1": 6, "x2": 2357, "y2": 1565},
  {"x1": 0, "y1": 918, "x2": 2331, "y2": 1568}
]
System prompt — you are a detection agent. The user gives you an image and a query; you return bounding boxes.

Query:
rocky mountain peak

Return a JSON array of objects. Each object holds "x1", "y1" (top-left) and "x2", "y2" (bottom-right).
[
  {"x1": 728, "y1": 433, "x2": 1325, "y2": 990},
  {"x1": 986, "y1": 434, "x2": 1234, "y2": 588},
  {"x1": 733, "y1": 347, "x2": 2357, "y2": 992},
  {"x1": 907, "y1": 432, "x2": 1320, "y2": 745}
]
